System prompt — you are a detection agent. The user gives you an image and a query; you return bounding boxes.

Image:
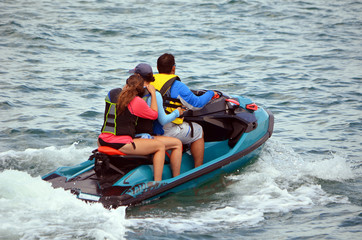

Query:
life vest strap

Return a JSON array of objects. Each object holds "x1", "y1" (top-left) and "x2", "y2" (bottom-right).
[
  {"x1": 159, "y1": 76, "x2": 180, "y2": 96},
  {"x1": 163, "y1": 102, "x2": 181, "y2": 109},
  {"x1": 163, "y1": 96, "x2": 182, "y2": 109},
  {"x1": 163, "y1": 96, "x2": 181, "y2": 103}
]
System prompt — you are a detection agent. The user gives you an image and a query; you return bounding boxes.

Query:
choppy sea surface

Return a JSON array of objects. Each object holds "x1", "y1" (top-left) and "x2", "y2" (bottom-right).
[{"x1": 0, "y1": 0, "x2": 361, "y2": 239}]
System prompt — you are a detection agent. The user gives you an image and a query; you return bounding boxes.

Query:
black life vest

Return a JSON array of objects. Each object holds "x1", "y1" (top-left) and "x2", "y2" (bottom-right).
[{"x1": 100, "y1": 88, "x2": 137, "y2": 138}]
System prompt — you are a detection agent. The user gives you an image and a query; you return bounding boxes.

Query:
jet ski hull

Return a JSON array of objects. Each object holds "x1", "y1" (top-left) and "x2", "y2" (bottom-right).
[{"x1": 43, "y1": 93, "x2": 274, "y2": 208}]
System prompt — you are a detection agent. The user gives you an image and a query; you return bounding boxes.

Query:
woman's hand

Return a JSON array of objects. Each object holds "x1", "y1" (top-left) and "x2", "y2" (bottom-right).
[
  {"x1": 176, "y1": 107, "x2": 186, "y2": 116},
  {"x1": 146, "y1": 84, "x2": 156, "y2": 95},
  {"x1": 147, "y1": 84, "x2": 157, "y2": 112}
]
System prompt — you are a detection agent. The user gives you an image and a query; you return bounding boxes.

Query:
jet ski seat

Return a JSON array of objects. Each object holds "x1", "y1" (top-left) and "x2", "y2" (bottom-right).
[{"x1": 89, "y1": 146, "x2": 154, "y2": 178}]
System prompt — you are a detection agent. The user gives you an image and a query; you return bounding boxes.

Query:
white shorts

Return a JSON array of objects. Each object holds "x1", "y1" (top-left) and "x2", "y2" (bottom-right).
[{"x1": 162, "y1": 122, "x2": 203, "y2": 145}]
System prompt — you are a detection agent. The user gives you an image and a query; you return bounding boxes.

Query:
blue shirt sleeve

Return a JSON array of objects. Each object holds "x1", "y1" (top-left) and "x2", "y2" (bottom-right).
[
  {"x1": 147, "y1": 91, "x2": 180, "y2": 126},
  {"x1": 170, "y1": 81, "x2": 214, "y2": 110}
]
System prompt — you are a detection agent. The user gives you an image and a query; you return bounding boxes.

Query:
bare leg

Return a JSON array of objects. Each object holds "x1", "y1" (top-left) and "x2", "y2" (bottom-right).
[
  {"x1": 154, "y1": 136, "x2": 182, "y2": 177},
  {"x1": 190, "y1": 137, "x2": 204, "y2": 168},
  {"x1": 120, "y1": 139, "x2": 165, "y2": 181}
]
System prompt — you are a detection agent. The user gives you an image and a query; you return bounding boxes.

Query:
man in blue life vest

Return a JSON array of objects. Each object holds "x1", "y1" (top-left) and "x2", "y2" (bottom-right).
[{"x1": 151, "y1": 53, "x2": 217, "y2": 168}]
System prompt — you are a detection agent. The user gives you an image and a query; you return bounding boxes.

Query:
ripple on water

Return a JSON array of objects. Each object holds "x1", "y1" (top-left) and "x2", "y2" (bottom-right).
[
  {"x1": 0, "y1": 101, "x2": 15, "y2": 110},
  {"x1": 79, "y1": 110, "x2": 102, "y2": 119}
]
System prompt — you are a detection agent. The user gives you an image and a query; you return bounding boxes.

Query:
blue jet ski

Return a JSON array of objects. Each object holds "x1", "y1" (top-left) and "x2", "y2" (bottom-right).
[{"x1": 42, "y1": 90, "x2": 274, "y2": 208}]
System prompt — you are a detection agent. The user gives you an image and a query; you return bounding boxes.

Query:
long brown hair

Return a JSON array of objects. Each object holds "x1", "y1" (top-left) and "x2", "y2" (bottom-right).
[{"x1": 116, "y1": 75, "x2": 145, "y2": 115}]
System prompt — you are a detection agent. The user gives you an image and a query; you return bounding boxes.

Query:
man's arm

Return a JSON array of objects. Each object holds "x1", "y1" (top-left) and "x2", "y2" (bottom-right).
[{"x1": 171, "y1": 81, "x2": 214, "y2": 110}]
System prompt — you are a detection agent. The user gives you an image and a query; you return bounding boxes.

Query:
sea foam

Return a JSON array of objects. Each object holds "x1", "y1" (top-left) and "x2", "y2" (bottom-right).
[{"x1": 0, "y1": 169, "x2": 128, "y2": 240}]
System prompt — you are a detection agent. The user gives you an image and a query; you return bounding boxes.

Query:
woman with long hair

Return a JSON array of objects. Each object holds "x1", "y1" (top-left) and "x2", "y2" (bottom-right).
[{"x1": 98, "y1": 74, "x2": 166, "y2": 181}]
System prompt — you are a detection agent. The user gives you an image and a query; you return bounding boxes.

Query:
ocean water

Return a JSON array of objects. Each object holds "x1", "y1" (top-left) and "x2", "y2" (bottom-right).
[{"x1": 0, "y1": 0, "x2": 361, "y2": 239}]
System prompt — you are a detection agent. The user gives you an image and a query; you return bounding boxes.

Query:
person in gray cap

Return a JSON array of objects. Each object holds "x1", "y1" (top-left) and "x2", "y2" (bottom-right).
[
  {"x1": 130, "y1": 63, "x2": 184, "y2": 177},
  {"x1": 129, "y1": 63, "x2": 155, "y2": 83}
]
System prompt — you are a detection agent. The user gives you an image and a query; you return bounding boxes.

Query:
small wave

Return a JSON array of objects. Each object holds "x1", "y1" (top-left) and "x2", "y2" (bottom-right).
[
  {"x1": 79, "y1": 28, "x2": 121, "y2": 37},
  {"x1": 258, "y1": 140, "x2": 355, "y2": 182},
  {"x1": 0, "y1": 100, "x2": 15, "y2": 110},
  {"x1": 0, "y1": 143, "x2": 94, "y2": 176},
  {"x1": 221, "y1": 141, "x2": 352, "y2": 217},
  {"x1": 16, "y1": 84, "x2": 48, "y2": 93},
  {"x1": 79, "y1": 110, "x2": 102, "y2": 119},
  {"x1": 0, "y1": 20, "x2": 23, "y2": 28},
  {"x1": 0, "y1": 169, "x2": 128, "y2": 240}
]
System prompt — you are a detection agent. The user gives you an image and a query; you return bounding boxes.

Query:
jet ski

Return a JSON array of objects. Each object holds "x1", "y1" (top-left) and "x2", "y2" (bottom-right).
[{"x1": 42, "y1": 90, "x2": 274, "y2": 208}]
